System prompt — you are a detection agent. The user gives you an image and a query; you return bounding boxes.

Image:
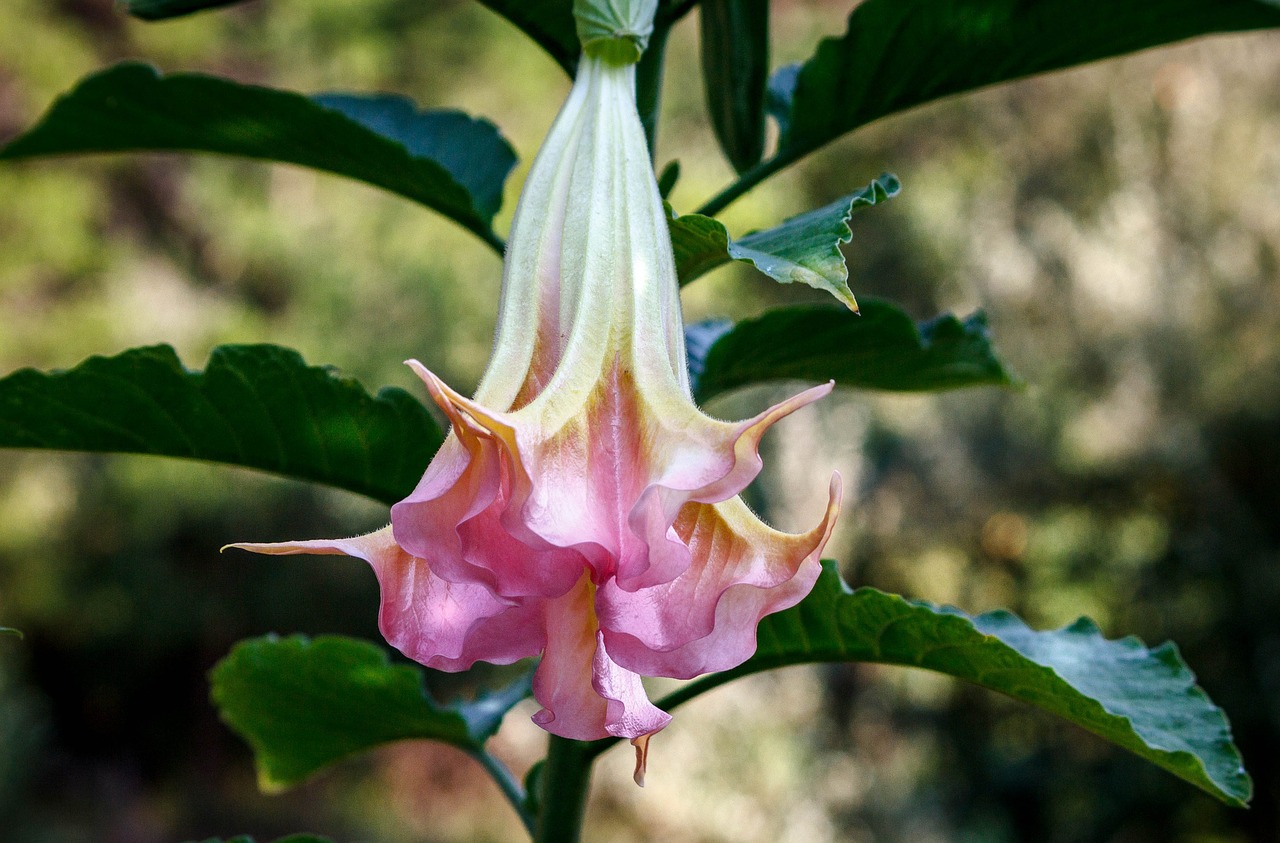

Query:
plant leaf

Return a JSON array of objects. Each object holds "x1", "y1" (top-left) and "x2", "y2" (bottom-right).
[
  {"x1": 126, "y1": 0, "x2": 247, "y2": 19},
  {"x1": 0, "y1": 344, "x2": 440, "y2": 505},
  {"x1": 687, "y1": 299, "x2": 1015, "y2": 403},
  {"x1": 671, "y1": 174, "x2": 899, "y2": 306},
  {"x1": 700, "y1": 0, "x2": 770, "y2": 172},
  {"x1": 210, "y1": 635, "x2": 531, "y2": 791},
  {"x1": 666, "y1": 563, "x2": 1251, "y2": 807},
  {"x1": 0, "y1": 628, "x2": 22, "y2": 639},
  {"x1": 0, "y1": 64, "x2": 516, "y2": 250},
  {"x1": 776, "y1": 0, "x2": 1280, "y2": 160},
  {"x1": 474, "y1": 0, "x2": 580, "y2": 75}
]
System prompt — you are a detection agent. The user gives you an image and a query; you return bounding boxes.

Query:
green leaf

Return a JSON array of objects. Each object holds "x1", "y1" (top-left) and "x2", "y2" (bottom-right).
[
  {"x1": 0, "y1": 344, "x2": 440, "y2": 506},
  {"x1": 777, "y1": 0, "x2": 1280, "y2": 161},
  {"x1": 0, "y1": 628, "x2": 21, "y2": 639},
  {"x1": 700, "y1": 0, "x2": 770, "y2": 173},
  {"x1": 668, "y1": 563, "x2": 1251, "y2": 807},
  {"x1": 671, "y1": 174, "x2": 899, "y2": 306},
  {"x1": 0, "y1": 64, "x2": 516, "y2": 251},
  {"x1": 687, "y1": 299, "x2": 1015, "y2": 403},
  {"x1": 210, "y1": 635, "x2": 531, "y2": 791},
  {"x1": 474, "y1": 0, "x2": 580, "y2": 75},
  {"x1": 125, "y1": 0, "x2": 246, "y2": 19}
]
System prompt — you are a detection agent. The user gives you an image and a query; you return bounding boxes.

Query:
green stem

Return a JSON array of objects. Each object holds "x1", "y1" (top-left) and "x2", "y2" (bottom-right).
[
  {"x1": 636, "y1": 22, "x2": 671, "y2": 157},
  {"x1": 534, "y1": 736, "x2": 595, "y2": 843},
  {"x1": 469, "y1": 748, "x2": 535, "y2": 837},
  {"x1": 694, "y1": 152, "x2": 789, "y2": 217},
  {"x1": 475, "y1": 223, "x2": 506, "y2": 256}
]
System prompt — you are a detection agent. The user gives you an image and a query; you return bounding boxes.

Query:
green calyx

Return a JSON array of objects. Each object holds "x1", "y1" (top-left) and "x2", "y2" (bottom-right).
[{"x1": 573, "y1": 0, "x2": 659, "y2": 65}]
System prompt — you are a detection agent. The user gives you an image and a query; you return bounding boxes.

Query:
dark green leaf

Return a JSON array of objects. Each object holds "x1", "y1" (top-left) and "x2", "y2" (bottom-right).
[
  {"x1": 688, "y1": 299, "x2": 1015, "y2": 402},
  {"x1": 312, "y1": 94, "x2": 515, "y2": 227},
  {"x1": 777, "y1": 0, "x2": 1280, "y2": 160},
  {"x1": 474, "y1": 0, "x2": 580, "y2": 75},
  {"x1": 0, "y1": 344, "x2": 440, "y2": 505},
  {"x1": 126, "y1": 0, "x2": 246, "y2": 19},
  {"x1": 700, "y1": 0, "x2": 770, "y2": 172},
  {"x1": 210, "y1": 635, "x2": 530, "y2": 790},
  {"x1": 0, "y1": 628, "x2": 21, "y2": 639},
  {"x1": 671, "y1": 174, "x2": 899, "y2": 306},
  {"x1": 667, "y1": 563, "x2": 1251, "y2": 807},
  {"x1": 0, "y1": 64, "x2": 515, "y2": 250}
]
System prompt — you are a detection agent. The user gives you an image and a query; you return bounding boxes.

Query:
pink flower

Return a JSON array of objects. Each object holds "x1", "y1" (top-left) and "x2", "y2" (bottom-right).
[{"x1": 231, "y1": 51, "x2": 839, "y2": 779}]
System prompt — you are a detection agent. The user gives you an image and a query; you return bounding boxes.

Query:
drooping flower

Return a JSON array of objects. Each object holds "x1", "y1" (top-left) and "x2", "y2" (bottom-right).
[{"x1": 230, "y1": 2, "x2": 840, "y2": 782}]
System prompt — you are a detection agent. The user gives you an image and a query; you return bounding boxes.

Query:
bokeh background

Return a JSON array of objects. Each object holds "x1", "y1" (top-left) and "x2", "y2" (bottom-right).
[{"x1": 2, "y1": 1, "x2": 1279, "y2": 841}]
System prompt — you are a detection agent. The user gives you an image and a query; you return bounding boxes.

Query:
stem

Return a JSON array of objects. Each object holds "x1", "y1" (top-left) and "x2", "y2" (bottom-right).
[
  {"x1": 475, "y1": 223, "x2": 506, "y2": 256},
  {"x1": 694, "y1": 153, "x2": 789, "y2": 217},
  {"x1": 636, "y1": 22, "x2": 671, "y2": 158},
  {"x1": 658, "y1": 0, "x2": 702, "y2": 26},
  {"x1": 469, "y1": 748, "x2": 535, "y2": 837},
  {"x1": 534, "y1": 736, "x2": 595, "y2": 843}
]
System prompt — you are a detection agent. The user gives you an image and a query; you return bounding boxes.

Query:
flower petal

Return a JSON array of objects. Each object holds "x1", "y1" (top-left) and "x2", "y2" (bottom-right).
[
  {"x1": 598, "y1": 474, "x2": 841, "y2": 679},
  {"x1": 618, "y1": 380, "x2": 835, "y2": 591},
  {"x1": 226, "y1": 527, "x2": 542, "y2": 670},
  {"x1": 393, "y1": 362, "x2": 591, "y2": 600},
  {"x1": 530, "y1": 573, "x2": 671, "y2": 741}
]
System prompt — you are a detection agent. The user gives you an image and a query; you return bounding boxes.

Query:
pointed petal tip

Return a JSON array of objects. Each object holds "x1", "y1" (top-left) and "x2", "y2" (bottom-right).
[
  {"x1": 781, "y1": 379, "x2": 836, "y2": 415},
  {"x1": 219, "y1": 532, "x2": 393, "y2": 558},
  {"x1": 746, "y1": 379, "x2": 836, "y2": 435},
  {"x1": 405, "y1": 358, "x2": 513, "y2": 438},
  {"x1": 820, "y1": 471, "x2": 843, "y2": 539},
  {"x1": 219, "y1": 541, "x2": 304, "y2": 556},
  {"x1": 405, "y1": 358, "x2": 448, "y2": 398},
  {"x1": 631, "y1": 733, "x2": 653, "y2": 786},
  {"x1": 220, "y1": 540, "x2": 317, "y2": 557}
]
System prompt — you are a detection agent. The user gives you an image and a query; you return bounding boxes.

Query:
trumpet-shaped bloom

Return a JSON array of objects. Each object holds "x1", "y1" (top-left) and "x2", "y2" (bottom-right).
[{"x1": 231, "y1": 53, "x2": 840, "y2": 773}]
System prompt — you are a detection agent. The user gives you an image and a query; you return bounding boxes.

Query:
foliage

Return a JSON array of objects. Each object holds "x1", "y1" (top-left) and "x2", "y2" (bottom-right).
[
  {"x1": 0, "y1": 344, "x2": 441, "y2": 505},
  {"x1": 211, "y1": 635, "x2": 531, "y2": 791},
  {"x1": 0, "y1": 64, "x2": 516, "y2": 251},
  {"x1": 668, "y1": 563, "x2": 1251, "y2": 806},
  {"x1": 686, "y1": 300, "x2": 1014, "y2": 402}
]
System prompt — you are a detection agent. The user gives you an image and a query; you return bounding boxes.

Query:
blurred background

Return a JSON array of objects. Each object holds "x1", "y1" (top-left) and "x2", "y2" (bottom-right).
[{"x1": 1, "y1": 0, "x2": 1279, "y2": 841}]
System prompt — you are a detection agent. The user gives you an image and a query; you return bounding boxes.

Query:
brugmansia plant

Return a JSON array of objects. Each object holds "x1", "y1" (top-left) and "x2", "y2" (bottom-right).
[{"x1": 2, "y1": 0, "x2": 1278, "y2": 840}]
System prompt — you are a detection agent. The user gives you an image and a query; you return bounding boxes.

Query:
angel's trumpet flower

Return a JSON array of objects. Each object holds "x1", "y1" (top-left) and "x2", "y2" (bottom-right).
[{"x1": 230, "y1": 0, "x2": 840, "y2": 783}]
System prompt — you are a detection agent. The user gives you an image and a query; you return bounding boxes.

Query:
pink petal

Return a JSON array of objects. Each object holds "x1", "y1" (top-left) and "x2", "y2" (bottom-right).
[
  {"x1": 226, "y1": 527, "x2": 542, "y2": 670},
  {"x1": 392, "y1": 362, "x2": 590, "y2": 599},
  {"x1": 616, "y1": 381, "x2": 835, "y2": 591},
  {"x1": 598, "y1": 474, "x2": 841, "y2": 679},
  {"x1": 401, "y1": 359, "x2": 834, "y2": 604},
  {"x1": 530, "y1": 574, "x2": 671, "y2": 741}
]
